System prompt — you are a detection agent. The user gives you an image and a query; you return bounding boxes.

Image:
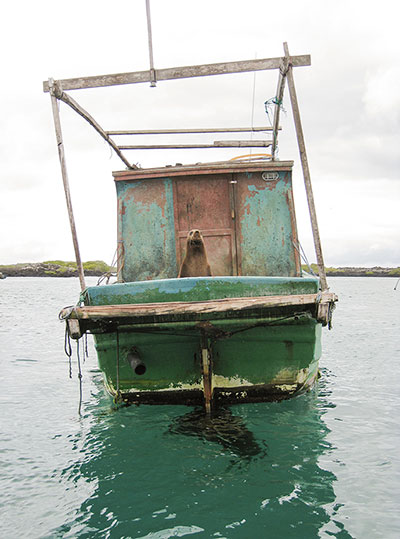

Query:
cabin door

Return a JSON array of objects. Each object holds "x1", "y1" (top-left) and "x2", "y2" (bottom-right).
[{"x1": 173, "y1": 175, "x2": 238, "y2": 276}]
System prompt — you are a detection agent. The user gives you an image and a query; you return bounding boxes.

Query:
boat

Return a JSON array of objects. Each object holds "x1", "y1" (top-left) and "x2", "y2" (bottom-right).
[{"x1": 45, "y1": 41, "x2": 337, "y2": 412}]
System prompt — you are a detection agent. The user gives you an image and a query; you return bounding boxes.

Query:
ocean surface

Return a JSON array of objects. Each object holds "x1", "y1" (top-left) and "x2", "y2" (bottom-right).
[{"x1": 1, "y1": 276, "x2": 399, "y2": 538}]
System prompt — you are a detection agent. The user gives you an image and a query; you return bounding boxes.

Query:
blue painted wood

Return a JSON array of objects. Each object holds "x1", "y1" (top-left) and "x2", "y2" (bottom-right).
[
  {"x1": 116, "y1": 178, "x2": 177, "y2": 282},
  {"x1": 115, "y1": 164, "x2": 300, "y2": 282}
]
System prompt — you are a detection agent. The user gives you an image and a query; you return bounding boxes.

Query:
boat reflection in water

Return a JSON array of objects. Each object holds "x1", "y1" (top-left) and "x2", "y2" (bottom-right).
[
  {"x1": 52, "y1": 372, "x2": 351, "y2": 538},
  {"x1": 168, "y1": 407, "x2": 268, "y2": 467}
]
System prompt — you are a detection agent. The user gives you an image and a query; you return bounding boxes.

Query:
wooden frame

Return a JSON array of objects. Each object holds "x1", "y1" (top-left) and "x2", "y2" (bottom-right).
[{"x1": 46, "y1": 44, "x2": 329, "y2": 292}]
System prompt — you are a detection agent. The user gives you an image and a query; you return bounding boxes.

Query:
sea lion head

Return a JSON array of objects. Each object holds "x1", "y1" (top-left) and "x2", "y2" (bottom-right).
[{"x1": 187, "y1": 229, "x2": 204, "y2": 247}]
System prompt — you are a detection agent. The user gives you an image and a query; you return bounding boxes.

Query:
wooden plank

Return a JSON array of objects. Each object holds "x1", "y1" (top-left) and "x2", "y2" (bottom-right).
[
  {"x1": 48, "y1": 79, "x2": 86, "y2": 292},
  {"x1": 106, "y1": 126, "x2": 276, "y2": 135},
  {"x1": 43, "y1": 55, "x2": 311, "y2": 92},
  {"x1": 145, "y1": 0, "x2": 156, "y2": 87},
  {"x1": 283, "y1": 42, "x2": 328, "y2": 291},
  {"x1": 60, "y1": 292, "x2": 337, "y2": 320},
  {"x1": 51, "y1": 83, "x2": 136, "y2": 170},
  {"x1": 271, "y1": 57, "x2": 288, "y2": 159},
  {"x1": 118, "y1": 140, "x2": 272, "y2": 150}
]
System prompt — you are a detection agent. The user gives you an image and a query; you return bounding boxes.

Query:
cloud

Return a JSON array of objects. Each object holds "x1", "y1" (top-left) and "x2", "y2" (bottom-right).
[{"x1": 0, "y1": 0, "x2": 399, "y2": 266}]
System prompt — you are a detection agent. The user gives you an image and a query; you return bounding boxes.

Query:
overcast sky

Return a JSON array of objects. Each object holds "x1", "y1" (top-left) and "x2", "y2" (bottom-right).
[{"x1": 1, "y1": 0, "x2": 399, "y2": 267}]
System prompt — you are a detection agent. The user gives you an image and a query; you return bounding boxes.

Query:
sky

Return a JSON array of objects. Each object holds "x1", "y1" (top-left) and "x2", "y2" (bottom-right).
[{"x1": 0, "y1": 0, "x2": 399, "y2": 267}]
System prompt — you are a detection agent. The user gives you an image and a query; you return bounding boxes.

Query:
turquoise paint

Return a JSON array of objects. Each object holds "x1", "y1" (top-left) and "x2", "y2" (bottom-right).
[
  {"x1": 116, "y1": 178, "x2": 177, "y2": 282},
  {"x1": 238, "y1": 171, "x2": 297, "y2": 276},
  {"x1": 83, "y1": 276, "x2": 320, "y2": 306}
]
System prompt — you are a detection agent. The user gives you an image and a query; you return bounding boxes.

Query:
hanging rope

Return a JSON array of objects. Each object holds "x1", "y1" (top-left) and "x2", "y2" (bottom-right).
[
  {"x1": 64, "y1": 325, "x2": 73, "y2": 378},
  {"x1": 76, "y1": 338, "x2": 83, "y2": 415},
  {"x1": 114, "y1": 329, "x2": 122, "y2": 404},
  {"x1": 293, "y1": 240, "x2": 317, "y2": 277},
  {"x1": 264, "y1": 97, "x2": 286, "y2": 126}
]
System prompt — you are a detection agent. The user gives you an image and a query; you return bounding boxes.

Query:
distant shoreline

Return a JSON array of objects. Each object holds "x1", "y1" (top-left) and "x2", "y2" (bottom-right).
[
  {"x1": 0, "y1": 261, "x2": 399, "y2": 279},
  {"x1": 0, "y1": 261, "x2": 112, "y2": 279}
]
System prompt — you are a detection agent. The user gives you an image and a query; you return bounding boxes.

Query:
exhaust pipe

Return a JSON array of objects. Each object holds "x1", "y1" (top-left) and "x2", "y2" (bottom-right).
[{"x1": 127, "y1": 347, "x2": 146, "y2": 375}]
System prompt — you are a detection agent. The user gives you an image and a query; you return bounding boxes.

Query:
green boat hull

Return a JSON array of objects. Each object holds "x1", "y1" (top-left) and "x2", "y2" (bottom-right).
[{"x1": 77, "y1": 276, "x2": 324, "y2": 405}]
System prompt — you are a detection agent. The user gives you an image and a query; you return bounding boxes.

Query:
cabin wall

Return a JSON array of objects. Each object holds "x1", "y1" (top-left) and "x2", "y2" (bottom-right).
[
  {"x1": 115, "y1": 166, "x2": 300, "y2": 282},
  {"x1": 116, "y1": 178, "x2": 177, "y2": 281},
  {"x1": 235, "y1": 171, "x2": 299, "y2": 276}
]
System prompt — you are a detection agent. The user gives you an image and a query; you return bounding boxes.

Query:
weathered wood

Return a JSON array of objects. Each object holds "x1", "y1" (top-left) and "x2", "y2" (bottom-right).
[
  {"x1": 43, "y1": 55, "x2": 311, "y2": 92},
  {"x1": 51, "y1": 83, "x2": 136, "y2": 170},
  {"x1": 60, "y1": 292, "x2": 337, "y2": 320},
  {"x1": 118, "y1": 140, "x2": 272, "y2": 150},
  {"x1": 271, "y1": 57, "x2": 289, "y2": 159},
  {"x1": 145, "y1": 0, "x2": 156, "y2": 87},
  {"x1": 107, "y1": 126, "x2": 276, "y2": 135},
  {"x1": 201, "y1": 334, "x2": 213, "y2": 415},
  {"x1": 283, "y1": 43, "x2": 328, "y2": 291},
  {"x1": 48, "y1": 79, "x2": 86, "y2": 292}
]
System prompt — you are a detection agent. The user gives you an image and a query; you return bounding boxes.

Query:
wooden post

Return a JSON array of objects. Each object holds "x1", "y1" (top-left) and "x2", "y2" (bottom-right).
[
  {"x1": 283, "y1": 43, "x2": 328, "y2": 291},
  {"x1": 145, "y1": 0, "x2": 156, "y2": 87},
  {"x1": 54, "y1": 86, "x2": 135, "y2": 170},
  {"x1": 48, "y1": 79, "x2": 86, "y2": 292},
  {"x1": 271, "y1": 57, "x2": 288, "y2": 159},
  {"x1": 200, "y1": 332, "x2": 213, "y2": 415}
]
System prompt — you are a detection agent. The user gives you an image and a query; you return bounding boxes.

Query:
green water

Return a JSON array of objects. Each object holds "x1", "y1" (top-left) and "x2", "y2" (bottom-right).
[{"x1": 1, "y1": 277, "x2": 399, "y2": 538}]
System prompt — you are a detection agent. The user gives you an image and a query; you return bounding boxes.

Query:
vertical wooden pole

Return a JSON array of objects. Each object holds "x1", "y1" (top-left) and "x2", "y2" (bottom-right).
[
  {"x1": 49, "y1": 79, "x2": 86, "y2": 292},
  {"x1": 200, "y1": 332, "x2": 213, "y2": 415},
  {"x1": 145, "y1": 0, "x2": 156, "y2": 87},
  {"x1": 283, "y1": 43, "x2": 328, "y2": 291},
  {"x1": 271, "y1": 58, "x2": 288, "y2": 159}
]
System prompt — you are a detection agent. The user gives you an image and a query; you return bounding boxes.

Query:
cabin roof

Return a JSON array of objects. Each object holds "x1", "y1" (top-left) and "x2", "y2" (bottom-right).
[{"x1": 112, "y1": 160, "x2": 294, "y2": 181}]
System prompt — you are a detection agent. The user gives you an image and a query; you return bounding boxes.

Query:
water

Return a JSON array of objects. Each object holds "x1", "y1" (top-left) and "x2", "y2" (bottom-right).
[{"x1": 1, "y1": 277, "x2": 399, "y2": 538}]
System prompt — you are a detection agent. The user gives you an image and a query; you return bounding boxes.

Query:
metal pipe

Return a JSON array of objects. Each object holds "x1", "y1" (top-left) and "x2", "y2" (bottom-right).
[{"x1": 127, "y1": 347, "x2": 146, "y2": 375}]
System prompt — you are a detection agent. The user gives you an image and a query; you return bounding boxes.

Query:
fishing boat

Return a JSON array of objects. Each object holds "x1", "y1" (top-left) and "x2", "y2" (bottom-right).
[{"x1": 45, "y1": 41, "x2": 337, "y2": 412}]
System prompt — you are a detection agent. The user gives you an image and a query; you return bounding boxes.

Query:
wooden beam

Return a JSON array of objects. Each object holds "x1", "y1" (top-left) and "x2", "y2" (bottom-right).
[
  {"x1": 60, "y1": 292, "x2": 337, "y2": 320},
  {"x1": 43, "y1": 55, "x2": 311, "y2": 92},
  {"x1": 271, "y1": 57, "x2": 289, "y2": 159},
  {"x1": 107, "y1": 126, "x2": 277, "y2": 135},
  {"x1": 283, "y1": 42, "x2": 328, "y2": 291},
  {"x1": 51, "y1": 83, "x2": 136, "y2": 170},
  {"x1": 48, "y1": 79, "x2": 86, "y2": 292},
  {"x1": 145, "y1": 0, "x2": 156, "y2": 87},
  {"x1": 118, "y1": 140, "x2": 272, "y2": 150}
]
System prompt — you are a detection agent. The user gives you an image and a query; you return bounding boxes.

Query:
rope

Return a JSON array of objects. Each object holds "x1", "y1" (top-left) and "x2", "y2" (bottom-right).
[
  {"x1": 114, "y1": 329, "x2": 122, "y2": 404},
  {"x1": 264, "y1": 97, "x2": 286, "y2": 126},
  {"x1": 97, "y1": 243, "x2": 125, "y2": 285},
  {"x1": 76, "y1": 338, "x2": 83, "y2": 416},
  {"x1": 293, "y1": 240, "x2": 317, "y2": 277},
  {"x1": 64, "y1": 325, "x2": 73, "y2": 378},
  {"x1": 230, "y1": 153, "x2": 271, "y2": 161}
]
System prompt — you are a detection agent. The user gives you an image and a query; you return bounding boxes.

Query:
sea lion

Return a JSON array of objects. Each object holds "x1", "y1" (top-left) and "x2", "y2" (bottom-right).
[{"x1": 178, "y1": 229, "x2": 212, "y2": 278}]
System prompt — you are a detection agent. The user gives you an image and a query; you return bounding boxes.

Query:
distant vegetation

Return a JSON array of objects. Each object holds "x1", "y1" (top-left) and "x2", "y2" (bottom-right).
[
  {"x1": 302, "y1": 264, "x2": 400, "y2": 277},
  {"x1": 0, "y1": 261, "x2": 399, "y2": 278},
  {"x1": 0, "y1": 260, "x2": 114, "y2": 277}
]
